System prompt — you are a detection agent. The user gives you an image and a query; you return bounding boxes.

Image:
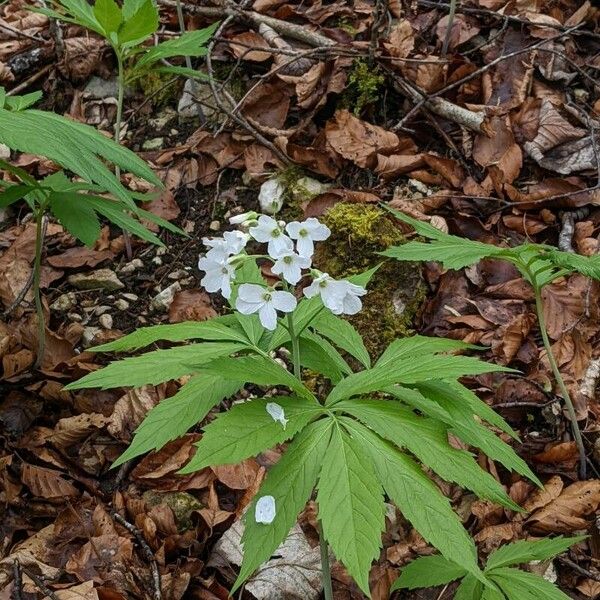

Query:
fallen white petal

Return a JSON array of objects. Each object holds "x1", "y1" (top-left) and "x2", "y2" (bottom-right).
[
  {"x1": 255, "y1": 495, "x2": 276, "y2": 524},
  {"x1": 266, "y1": 402, "x2": 288, "y2": 429}
]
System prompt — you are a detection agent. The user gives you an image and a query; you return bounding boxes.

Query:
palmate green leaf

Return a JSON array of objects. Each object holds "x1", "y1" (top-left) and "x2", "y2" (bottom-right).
[
  {"x1": 295, "y1": 331, "x2": 352, "y2": 382},
  {"x1": 341, "y1": 418, "x2": 482, "y2": 580},
  {"x1": 486, "y1": 536, "x2": 584, "y2": 570},
  {"x1": 317, "y1": 422, "x2": 385, "y2": 597},
  {"x1": 48, "y1": 191, "x2": 102, "y2": 247},
  {"x1": 232, "y1": 418, "x2": 333, "y2": 592},
  {"x1": 391, "y1": 555, "x2": 467, "y2": 591},
  {"x1": 118, "y1": 0, "x2": 157, "y2": 45},
  {"x1": 386, "y1": 385, "x2": 454, "y2": 424},
  {"x1": 455, "y1": 575, "x2": 484, "y2": 600},
  {"x1": 65, "y1": 342, "x2": 244, "y2": 390},
  {"x1": 547, "y1": 249, "x2": 600, "y2": 280},
  {"x1": 180, "y1": 396, "x2": 322, "y2": 473},
  {"x1": 326, "y1": 354, "x2": 512, "y2": 405},
  {"x1": 112, "y1": 375, "x2": 241, "y2": 467},
  {"x1": 337, "y1": 399, "x2": 519, "y2": 509},
  {"x1": 0, "y1": 183, "x2": 37, "y2": 208},
  {"x1": 93, "y1": 0, "x2": 122, "y2": 34},
  {"x1": 32, "y1": 0, "x2": 103, "y2": 35},
  {"x1": 489, "y1": 567, "x2": 571, "y2": 600},
  {"x1": 92, "y1": 319, "x2": 248, "y2": 352}
]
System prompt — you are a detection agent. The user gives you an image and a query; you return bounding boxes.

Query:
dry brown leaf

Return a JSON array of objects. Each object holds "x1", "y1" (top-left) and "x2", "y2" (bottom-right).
[
  {"x1": 241, "y1": 83, "x2": 291, "y2": 129},
  {"x1": 435, "y1": 14, "x2": 480, "y2": 51},
  {"x1": 169, "y1": 289, "x2": 217, "y2": 323},
  {"x1": 541, "y1": 279, "x2": 585, "y2": 340},
  {"x1": 49, "y1": 413, "x2": 108, "y2": 449},
  {"x1": 59, "y1": 37, "x2": 107, "y2": 82},
  {"x1": 21, "y1": 463, "x2": 78, "y2": 498},
  {"x1": 47, "y1": 247, "x2": 115, "y2": 269},
  {"x1": 229, "y1": 32, "x2": 272, "y2": 62},
  {"x1": 211, "y1": 458, "x2": 260, "y2": 490},
  {"x1": 533, "y1": 442, "x2": 578, "y2": 465},
  {"x1": 107, "y1": 385, "x2": 164, "y2": 442},
  {"x1": 384, "y1": 20, "x2": 415, "y2": 62},
  {"x1": 44, "y1": 580, "x2": 100, "y2": 600}
]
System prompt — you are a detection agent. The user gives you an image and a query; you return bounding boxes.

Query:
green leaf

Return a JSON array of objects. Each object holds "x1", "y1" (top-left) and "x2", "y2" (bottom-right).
[
  {"x1": 268, "y1": 296, "x2": 323, "y2": 350},
  {"x1": 121, "y1": 0, "x2": 146, "y2": 19},
  {"x1": 232, "y1": 418, "x2": 333, "y2": 591},
  {"x1": 317, "y1": 422, "x2": 385, "y2": 596},
  {"x1": 4, "y1": 91, "x2": 42, "y2": 111},
  {"x1": 385, "y1": 385, "x2": 454, "y2": 424},
  {"x1": 295, "y1": 331, "x2": 351, "y2": 382},
  {"x1": 93, "y1": 0, "x2": 122, "y2": 34},
  {"x1": 198, "y1": 355, "x2": 315, "y2": 400},
  {"x1": 489, "y1": 567, "x2": 571, "y2": 600},
  {"x1": 0, "y1": 183, "x2": 36, "y2": 208},
  {"x1": 48, "y1": 191, "x2": 102, "y2": 246},
  {"x1": 547, "y1": 249, "x2": 600, "y2": 281},
  {"x1": 326, "y1": 354, "x2": 511, "y2": 405},
  {"x1": 342, "y1": 417, "x2": 481, "y2": 579},
  {"x1": 112, "y1": 375, "x2": 241, "y2": 467},
  {"x1": 153, "y1": 65, "x2": 210, "y2": 80},
  {"x1": 311, "y1": 310, "x2": 371, "y2": 368},
  {"x1": 91, "y1": 319, "x2": 248, "y2": 351},
  {"x1": 179, "y1": 396, "x2": 322, "y2": 473},
  {"x1": 117, "y1": 0, "x2": 157, "y2": 44},
  {"x1": 338, "y1": 399, "x2": 519, "y2": 509},
  {"x1": 486, "y1": 536, "x2": 585, "y2": 570},
  {"x1": 235, "y1": 313, "x2": 264, "y2": 346},
  {"x1": 347, "y1": 264, "x2": 381, "y2": 287},
  {"x1": 454, "y1": 575, "x2": 484, "y2": 600},
  {"x1": 391, "y1": 555, "x2": 468, "y2": 591},
  {"x1": 65, "y1": 342, "x2": 244, "y2": 390}
]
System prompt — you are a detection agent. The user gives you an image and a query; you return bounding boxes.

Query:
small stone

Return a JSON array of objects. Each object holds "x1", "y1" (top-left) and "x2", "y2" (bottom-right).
[
  {"x1": 114, "y1": 299, "x2": 130, "y2": 311},
  {"x1": 156, "y1": 247, "x2": 167, "y2": 256},
  {"x1": 177, "y1": 78, "x2": 205, "y2": 120},
  {"x1": 0, "y1": 143, "x2": 10, "y2": 159},
  {"x1": 152, "y1": 256, "x2": 163, "y2": 266},
  {"x1": 99, "y1": 314, "x2": 113, "y2": 329},
  {"x1": 150, "y1": 282, "x2": 181, "y2": 312},
  {"x1": 119, "y1": 258, "x2": 144, "y2": 274},
  {"x1": 142, "y1": 137, "x2": 164, "y2": 151},
  {"x1": 82, "y1": 326, "x2": 102, "y2": 348},
  {"x1": 67, "y1": 312, "x2": 82, "y2": 322},
  {"x1": 168, "y1": 269, "x2": 188, "y2": 280},
  {"x1": 209, "y1": 220, "x2": 220, "y2": 231},
  {"x1": 94, "y1": 305, "x2": 112, "y2": 316},
  {"x1": 83, "y1": 76, "x2": 119, "y2": 99},
  {"x1": 143, "y1": 490, "x2": 204, "y2": 531},
  {"x1": 121, "y1": 293, "x2": 138, "y2": 302},
  {"x1": 290, "y1": 176, "x2": 331, "y2": 202},
  {"x1": 68, "y1": 269, "x2": 124, "y2": 291},
  {"x1": 183, "y1": 220, "x2": 195, "y2": 233},
  {"x1": 50, "y1": 292, "x2": 77, "y2": 312},
  {"x1": 137, "y1": 316, "x2": 148, "y2": 324},
  {"x1": 149, "y1": 108, "x2": 177, "y2": 130}
]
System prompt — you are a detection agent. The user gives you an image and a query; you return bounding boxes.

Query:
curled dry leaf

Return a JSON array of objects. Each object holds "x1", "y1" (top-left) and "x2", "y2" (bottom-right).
[
  {"x1": 384, "y1": 20, "x2": 415, "y2": 63},
  {"x1": 59, "y1": 37, "x2": 107, "y2": 82},
  {"x1": 435, "y1": 14, "x2": 480, "y2": 51},
  {"x1": 211, "y1": 458, "x2": 261, "y2": 490},
  {"x1": 169, "y1": 289, "x2": 217, "y2": 323},
  {"x1": 229, "y1": 32, "x2": 272, "y2": 62},
  {"x1": 21, "y1": 463, "x2": 78, "y2": 498},
  {"x1": 49, "y1": 413, "x2": 108, "y2": 449},
  {"x1": 107, "y1": 385, "x2": 165, "y2": 442}
]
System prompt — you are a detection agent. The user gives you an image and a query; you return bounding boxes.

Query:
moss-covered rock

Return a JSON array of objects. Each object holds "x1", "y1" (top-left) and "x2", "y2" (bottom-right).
[
  {"x1": 313, "y1": 203, "x2": 425, "y2": 359},
  {"x1": 134, "y1": 70, "x2": 183, "y2": 109},
  {"x1": 142, "y1": 490, "x2": 203, "y2": 531}
]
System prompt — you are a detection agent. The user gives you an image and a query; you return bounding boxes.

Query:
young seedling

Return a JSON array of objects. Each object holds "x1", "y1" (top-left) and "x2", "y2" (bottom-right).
[
  {"x1": 382, "y1": 207, "x2": 600, "y2": 480},
  {"x1": 393, "y1": 535, "x2": 585, "y2": 599},
  {"x1": 67, "y1": 212, "x2": 541, "y2": 598},
  {"x1": 0, "y1": 88, "x2": 178, "y2": 367}
]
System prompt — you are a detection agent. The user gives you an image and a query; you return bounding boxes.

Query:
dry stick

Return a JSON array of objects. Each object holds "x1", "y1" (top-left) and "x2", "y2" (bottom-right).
[
  {"x1": 12, "y1": 560, "x2": 23, "y2": 600},
  {"x1": 558, "y1": 556, "x2": 600, "y2": 583},
  {"x1": 112, "y1": 512, "x2": 162, "y2": 600},
  {"x1": 440, "y1": 0, "x2": 456, "y2": 57},
  {"x1": 19, "y1": 564, "x2": 59, "y2": 600},
  {"x1": 6, "y1": 64, "x2": 53, "y2": 96}
]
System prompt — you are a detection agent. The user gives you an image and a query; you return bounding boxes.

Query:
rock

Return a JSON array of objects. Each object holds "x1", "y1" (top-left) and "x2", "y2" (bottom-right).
[
  {"x1": 168, "y1": 269, "x2": 189, "y2": 280},
  {"x1": 143, "y1": 491, "x2": 204, "y2": 530},
  {"x1": 94, "y1": 305, "x2": 111, "y2": 316},
  {"x1": 68, "y1": 269, "x2": 124, "y2": 291},
  {"x1": 177, "y1": 78, "x2": 205, "y2": 120},
  {"x1": 83, "y1": 76, "x2": 119, "y2": 99},
  {"x1": 150, "y1": 282, "x2": 181, "y2": 312},
  {"x1": 50, "y1": 292, "x2": 77, "y2": 312},
  {"x1": 0, "y1": 143, "x2": 10, "y2": 159},
  {"x1": 149, "y1": 108, "x2": 177, "y2": 130},
  {"x1": 121, "y1": 293, "x2": 138, "y2": 302},
  {"x1": 289, "y1": 176, "x2": 330, "y2": 202},
  {"x1": 152, "y1": 256, "x2": 162, "y2": 266},
  {"x1": 119, "y1": 258, "x2": 144, "y2": 274},
  {"x1": 259, "y1": 178, "x2": 285, "y2": 214},
  {"x1": 67, "y1": 312, "x2": 82, "y2": 322},
  {"x1": 142, "y1": 137, "x2": 164, "y2": 151},
  {"x1": 99, "y1": 314, "x2": 113, "y2": 329},
  {"x1": 209, "y1": 220, "x2": 220, "y2": 231},
  {"x1": 114, "y1": 299, "x2": 130, "y2": 311},
  {"x1": 82, "y1": 326, "x2": 102, "y2": 348}
]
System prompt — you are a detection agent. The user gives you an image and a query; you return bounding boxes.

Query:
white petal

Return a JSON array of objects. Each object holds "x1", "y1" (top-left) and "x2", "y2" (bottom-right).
[
  {"x1": 221, "y1": 276, "x2": 232, "y2": 299},
  {"x1": 249, "y1": 223, "x2": 272, "y2": 243},
  {"x1": 236, "y1": 297, "x2": 261, "y2": 315},
  {"x1": 201, "y1": 272, "x2": 223, "y2": 293},
  {"x1": 285, "y1": 221, "x2": 302, "y2": 238},
  {"x1": 255, "y1": 495, "x2": 276, "y2": 524},
  {"x1": 281, "y1": 262, "x2": 302, "y2": 285},
  {"x1": 268, "y1": 235, "x2": 293, "y2": 257},
  {"x1": 258, "y1": 303, "x2": 278, "y2": 330},
  {"x1": 342, "y1": 293, "x2": 362, "y2": 315},
  {"x1": 310, "y1": 222, "x2": 331, "y2": 241},
  {"x1": 346, "y1": 281, "x2": 367, "y2": 296},
  {"x1": 295, "y1": 236, "x2": 314, "y2": 258},
  {"x1": 238, "y1": 283, "x2": 266, "y2": 303},
  {"x1": 270, "y1": 291, "x2": 297, "y2": 313},
  {"x1": 303, "y1": 280, "x2": 320, "y2": 298},
  {"x1": 266, "y1": 402, "x2": 288, "y2": 429}
]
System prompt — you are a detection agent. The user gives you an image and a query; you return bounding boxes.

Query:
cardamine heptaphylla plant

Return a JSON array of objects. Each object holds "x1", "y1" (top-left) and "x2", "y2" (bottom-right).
[
  {"x1": 67, "y1": 210, "x2": 542, "y2": 597},
  {"x1": 382, "y1": 206, "x2": 600, "y2": 480}
]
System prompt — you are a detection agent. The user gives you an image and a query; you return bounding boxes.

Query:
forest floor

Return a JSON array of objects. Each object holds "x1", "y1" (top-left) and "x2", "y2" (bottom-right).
[{"x1": 1, "y1": 0, "x2": 600, "y2": 599}]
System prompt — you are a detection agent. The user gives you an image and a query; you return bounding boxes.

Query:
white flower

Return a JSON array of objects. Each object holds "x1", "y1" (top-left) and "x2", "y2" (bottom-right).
[
  {"x1": 286, "y1": 218, "x2": 330, "y2": 258},
  {"x1": 271, "y1": 248, "x2": 311, "y2": 285},
  {"x1": 235, "y1": 283, "x2": 297, "y2": 330},
  {"x1": 266, "y1": 402, "x2": 288, "y2": 429},
  {"x1": 249, "y1": 215, "x2": 293, "y2": 257},
  {"x1": 259, "y1": 178, "x2": 285, "y2": 214},
  {"x1": 229, "y1": 210, "x2": 258, "y2": 225},
  {"x1": 203, "y1": 230, "x2": 248, "y2": 259},
  {"x1": 198, "y1": 254, "x2": 235, "y2": 299},
  {"x1": 304, "y1": 272, "x2": 366, "y2": 315},
  {"x1": 255, "y1": 495, "x2": 276, "y2": 524}
]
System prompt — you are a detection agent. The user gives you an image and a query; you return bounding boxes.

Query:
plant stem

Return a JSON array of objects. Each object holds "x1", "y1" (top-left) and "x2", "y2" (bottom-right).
[
  {"x1": 534, "y1": 286, "x2": 587, "y2": 479},
  {"x1": 32, "y1": 210, "x2": 45, "y2": 369},
  {"x1": 441, "y1": 0, "x2": 457, "y2": 57},
  {"x1": 318, "y1": 520, "x2": 334, "y2": 600},
  {"x1": 286, "y1": 312, "x2": 301, "y2": 380}
]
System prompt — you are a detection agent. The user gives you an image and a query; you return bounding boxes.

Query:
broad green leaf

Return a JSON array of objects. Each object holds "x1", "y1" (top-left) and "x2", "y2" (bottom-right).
[
  {"x1": 48, "y1": 191, "x2": 102, "y2": 247},
  {"x1": 547, "y1": 249, "x2": 600, "y2": 281},
  {"x1": 91, "y1": 320, "x2": 248, "y2": 351},
  {"x1": 121, "y1": 0, "x2": 146, "y2": 19},
  {"x1": 342, "y1": 418, "x2": 481, "y2": 579},
  {"x1": 454, "y1": 575, "x2": 484, "y2": 600},
  {"x1": 489, "y1": 567, "x2": 571, "y2": 600},
  {"x1": 153, "y1": 65, "x2": 210, "y2": 80},
  {"x1": 93, "y1": 0, "x2": 122, "y2": 34},
  {"x1": 232, "y1": 418, "x2": 333, "y2": 591},
  {"x1": 416, "y1": 381, "x2": 539, "y2": 486},
  {"x1": 4, "y1": 91, "x2": 42, "y2": 111},
  {"x1": 295, "y1": 331, "x2": 351, "y2": 382},
  {"x1": 347, "y1": 264, "x2": 381, "y2": 287},
  {"x1": 179, "y1": 396, "x2": 322, "y2": 473},
  {"x1": 118, "y1": 0, "x2": 157, "y2": 44},
  {"x1": 235, "y1": 313, "x2": 264, "y2": 346},
  {"x1": 198, "y1": 355, "x2": 315, "y2": 400},
  {"x1": 385, "y1": 385, "x2": 453, "y2": 424},
  {"x1": 317, "y1": 423, "x2": 385, "y2": 596},
  {"x1": 0, "y1": 183, "x2": 36, "y2": 208},
  {"x1": 338, "y1": 399, "x2": 519, "y2": 509},
  {"x1": 312, "y1": 310, "x2": 371, "y2": 368},
  {"x1": 482, "y1": 587, "x2": 506, "y2": 600},
  {"x1": 326, "y1": 354, "x2": 511, "y2": 405},
  {"x1": 391, "y1": 555, "x2": 467, "y2": 591},
  {"x1": 486, "y1": 536, "x2": 585, "y2": 570},
  {"x1": 112, "y1": 375, "x2": 241, "y2": 467},
  {"x1": 65, "y1": 342, "x2": 244, "y2": 390}
]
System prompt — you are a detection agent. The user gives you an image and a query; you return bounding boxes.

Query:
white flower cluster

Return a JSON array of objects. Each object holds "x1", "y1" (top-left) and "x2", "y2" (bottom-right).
[{"x1": 198, "y1": 212, "x2": 367, "y2": 330}]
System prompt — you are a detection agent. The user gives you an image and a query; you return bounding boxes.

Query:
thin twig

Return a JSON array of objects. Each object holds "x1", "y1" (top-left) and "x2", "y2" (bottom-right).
[
  {"x1": 558, "y1": 556, "x2": 600, "y2": 582},
  {"x1": 19, "y1": 564, "x2": 59, "y2": 600},
  {"x1": 12, "y1": 560, "x2": 23, "y2": 600}
]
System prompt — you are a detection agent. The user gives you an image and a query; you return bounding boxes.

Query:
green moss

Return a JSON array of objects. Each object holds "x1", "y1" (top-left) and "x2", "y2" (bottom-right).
[
  {"x1": 133, "y1": 69, "x2": 182, "y2": 109},
  {"x1": 313, "y1": 203, "x2": 425, "y2": 359},
  {"x1": 341, "y1": 59, "x2": 385, "y2": 115},
  {"x1": 143, "y1": 490, "x2": 203, "y2": 531}
]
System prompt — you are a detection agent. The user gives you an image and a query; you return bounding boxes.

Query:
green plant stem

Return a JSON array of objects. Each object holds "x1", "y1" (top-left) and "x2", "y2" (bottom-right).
[
  {"x1": 534, "y1": 286, "x2": 587, "y2": 479},
  {"x1": 32, "y1": 210, "x2": 45, "y2": 369},
  {"x1": 318, "y1": 520, "x2": 334, "y2": 600},
  {"x1": 286, "y1": 312, "x2": 301, "y2": 380}
]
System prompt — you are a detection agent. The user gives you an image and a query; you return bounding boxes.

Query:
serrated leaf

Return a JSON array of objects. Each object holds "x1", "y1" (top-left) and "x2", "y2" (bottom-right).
[
  {"x1": 232, "y1": 418, "x2": 333, "y2": 592},
  {"x1": 180, "y1": 396, "x2": 322, "y2": 473},
  {"x1": 385, "y1": 385, "x2": 453, "y2": 424},
  {"x1": 454, "y1": 575, "x2": 484, "y2": 600},
  {"x1": 317, "y1": 422, "x2": 385, "y2": 596},
  {"x1": 295, "y1": 331, "x2": 351, "y2": 382},
  {"x1": 65, "y1": 342, "x2": 244, "y2": 390},
  {"x1": 341, "y1": 418, "x2": 481, "y2": 579},
  {"x1": 48, "y1": 191, "x2": 102, "y2": 247},
  {"x1": 489, "y1": 567, "x2": 571, "y2": 600},
  {"x1": 4, "y1": 90, "x2": 42, "y2": 111},
  {"x1": 112, "y1": 375, "x2": 241, "y2": 467},
  {"x1": 118, "y1": 0, "x2": 157, "y2": 44},
  {"x1": 547, "y1": 249, "x2": 600, "y2": 281},
  {"x1": 338, "y1": 399, "x2": 519, "y2": 510},
  {"x1": 91, "y1": 320, "x2": 249, "y2": 352},
  {"x1": 93, "y1": 0, "x2": 122, "y2": 34},
  {"x1": 391, "y1": 555, "x2": 467, "y2": 591},
  {"x1": 486, "y1": 536, "x2": 585, "y2": 570},
  {"x1": 0, "y1": 183, "x2": 36, "y2": 208}
]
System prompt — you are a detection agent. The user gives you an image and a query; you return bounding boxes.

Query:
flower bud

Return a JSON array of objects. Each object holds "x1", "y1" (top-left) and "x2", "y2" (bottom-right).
[{"x1": 229, "y1": 211, "x2": 258, "y2": 226}]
